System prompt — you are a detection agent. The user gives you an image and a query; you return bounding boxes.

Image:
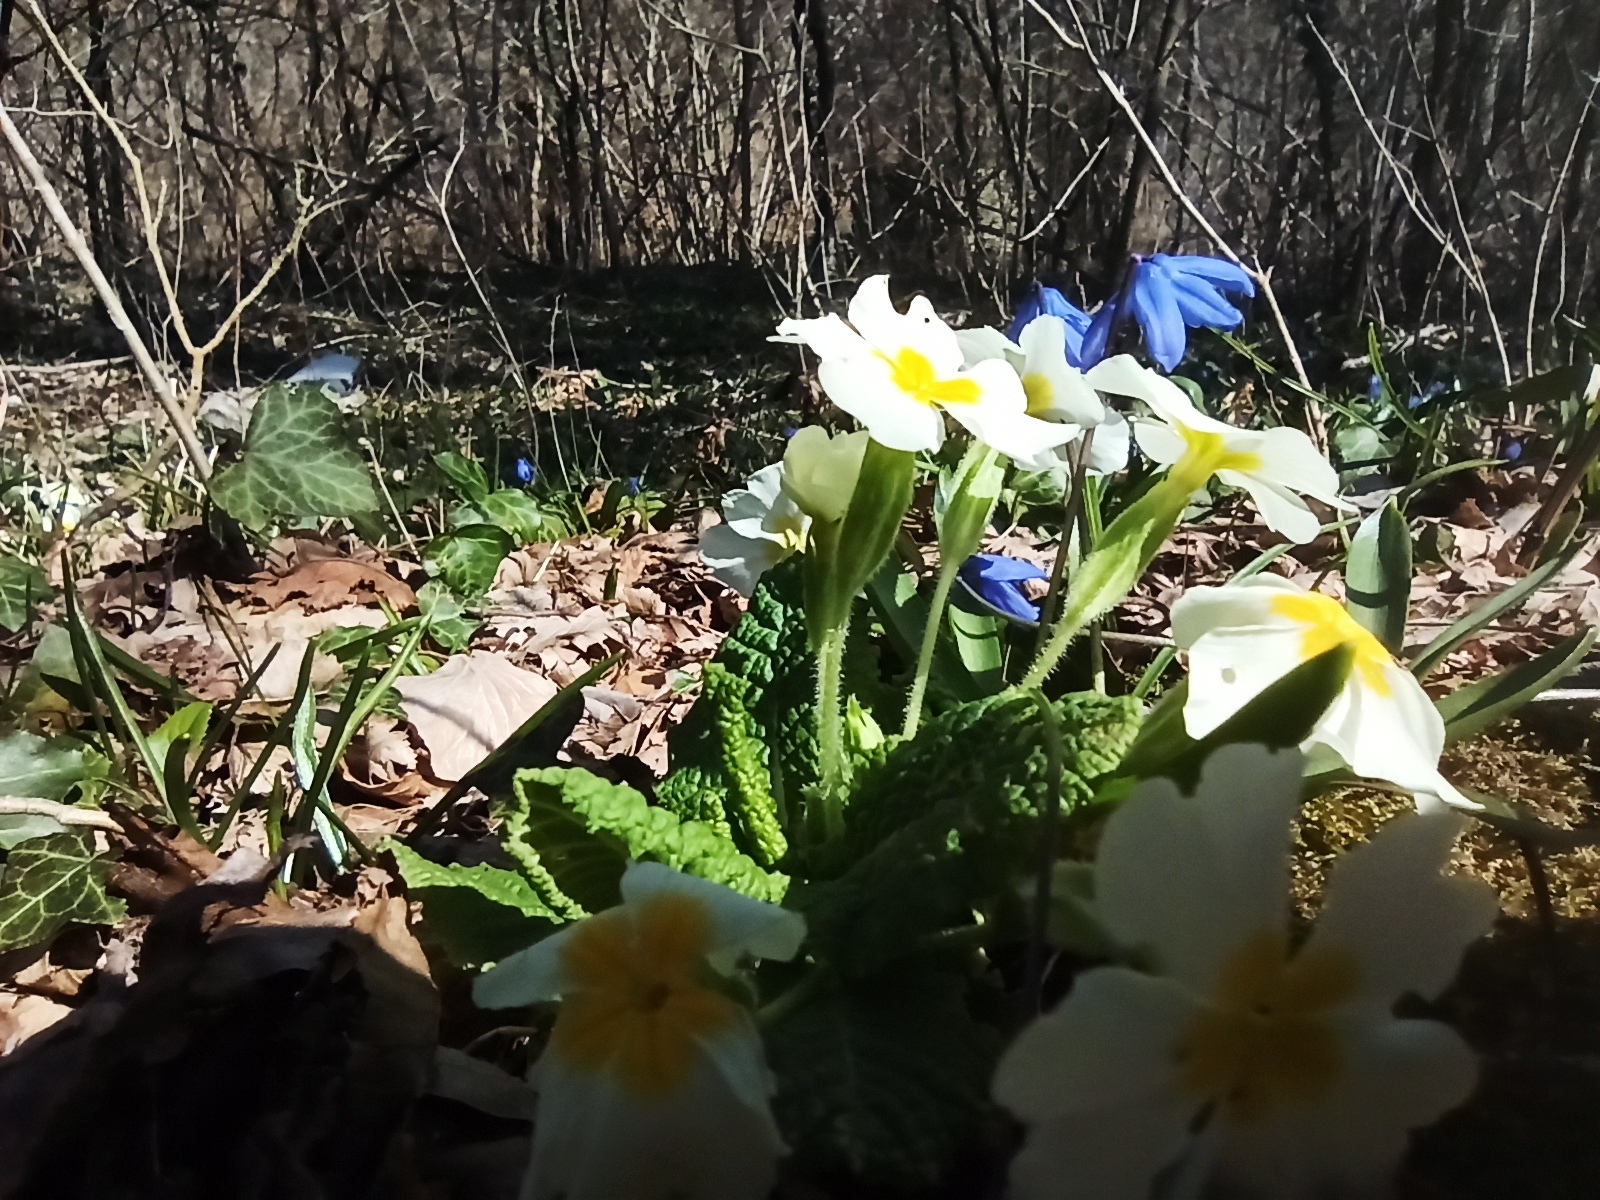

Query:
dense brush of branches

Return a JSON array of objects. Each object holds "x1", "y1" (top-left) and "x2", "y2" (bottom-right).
[{"x1": 1, "y1": 0, "x2": 1597, "y2": 355}]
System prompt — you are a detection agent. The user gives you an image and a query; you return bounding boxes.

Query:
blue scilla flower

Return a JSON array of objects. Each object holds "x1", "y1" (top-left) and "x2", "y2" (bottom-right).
[
  {"x1": 1407, "y1": 379, "x2": 1449, "y2": 410},
  {"x1": 514, "y1": 457, "x2": 536, "y2": 485},
  {"x1": 956, "y1": 553, "x2": 1048, "y2": 627},
  {"x1": 1502, "y1": 439, "x2": 1523, "y2": 462},
  {"x1": 1082, "y1": 254, "x2": 1256, "y2": 372},
  {"x1": 1010, "y1": 284, "x2": 1094, "y2": 366},
  {"x1": 625, "y1": 475, "x2": 643, "y2": 497}
]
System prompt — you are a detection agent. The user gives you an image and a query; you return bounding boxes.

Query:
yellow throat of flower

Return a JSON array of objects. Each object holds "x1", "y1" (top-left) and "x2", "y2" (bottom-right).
[
  {"x1": 1171, "y1": 425, "x2": 1263, "y2": 491},
  {"x1": 1022, "y1": 372, "x2": 1054, "y2": 418},
  {"x1": 1176, "y1": 931, "x2": 1359, "y2": 1125},
  {"x1": 549, "y1": 891, "x2": 743, "y2": 1098},
  {"x1": 1270, "y1": 590, "x2": 1394, "y2": 696},
  {"x1": 886, "y1": 347, "x2": 981, "y2": 409}
]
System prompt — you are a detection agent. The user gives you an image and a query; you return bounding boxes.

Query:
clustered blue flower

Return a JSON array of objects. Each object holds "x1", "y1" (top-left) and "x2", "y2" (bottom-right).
[
  {"x1": 1009, "y1": 284, "x2": 1094, "y2": 367},
  {"x1": 1017, "y1": 253, "x2": 1256, "y2": 374}
]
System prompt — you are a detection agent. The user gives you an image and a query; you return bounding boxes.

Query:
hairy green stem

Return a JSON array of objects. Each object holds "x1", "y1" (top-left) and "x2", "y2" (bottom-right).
[
  {"x1": 1033, "y1": 431, "x2": 1094, "y2": 658},
  {"x1": 902, "y1": 442, "x2": 1000, "y2": 738},
  {"x1": 815, "y1": 622, "x2": 849, "y2": 838},
  {"x1": 1019, "y1": 586, "x2": 1096, "y2": 691},
  {"x1": 901, "y1": 559, "x2": 959, "y2": 740},
  {"x1": 1021, "y1": 688, "x2": 1064, "y2": 1013}
]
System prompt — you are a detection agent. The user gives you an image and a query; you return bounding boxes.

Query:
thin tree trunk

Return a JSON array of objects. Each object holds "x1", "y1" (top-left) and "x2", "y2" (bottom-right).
[{"x1": 1106, "y1": 0, "x2": 1192, "y2": 272}]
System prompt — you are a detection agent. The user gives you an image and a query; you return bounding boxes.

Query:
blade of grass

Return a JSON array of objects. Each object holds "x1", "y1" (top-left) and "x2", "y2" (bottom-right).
[
  {"x1": 1409, "y1": 542, "x2": 1581, "y2": 678},
  {"x1": 209, "y1": 643, "x2": 318, "y2": 849}
]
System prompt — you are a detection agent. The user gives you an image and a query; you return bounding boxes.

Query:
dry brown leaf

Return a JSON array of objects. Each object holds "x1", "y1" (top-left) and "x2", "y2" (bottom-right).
[
  {"x1": 393, "y1": 651, "x2": 559, "y2": 782},
  {"x1": 0, "y1": 994, "x2": 72, "y2": 1057},
  {"x1": 342, "y1": 717, "x2": 443, "y2": 807},
  {"x1": 241, "y1": 558, "x2": 415, "y2": 614}
]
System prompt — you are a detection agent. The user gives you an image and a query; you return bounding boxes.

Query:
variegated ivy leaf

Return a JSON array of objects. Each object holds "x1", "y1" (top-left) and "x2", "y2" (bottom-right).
[
  {"x1": 0, "y1": 832, "x2": 125, "y2": 951},
  {"x1": 211, "y1": 384, "x2": 379, "y2": 529}
]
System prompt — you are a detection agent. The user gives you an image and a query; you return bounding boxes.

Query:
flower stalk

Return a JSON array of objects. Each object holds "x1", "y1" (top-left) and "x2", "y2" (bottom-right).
[
  {"x1": 903, "y1": 442, "x2": 1001, "y2": 739},
  {"x1": 1032, "y1": 430, "x2": 1096, "y2": 657},
  {"x1": 1020, "y1": 468, "x2": 1196, "y2": 690},
  {"x1": 814, "y1": 622, "x2": 849, "y2": 837}
]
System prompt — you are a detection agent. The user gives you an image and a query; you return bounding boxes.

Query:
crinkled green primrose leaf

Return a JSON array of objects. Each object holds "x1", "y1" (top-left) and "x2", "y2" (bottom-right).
[
  {"x1": 386, "y1": 840, "x2": 557, "y2": 967},
  {"x1": 500, "y1": 767, "x2": 787, "y2": 920}
]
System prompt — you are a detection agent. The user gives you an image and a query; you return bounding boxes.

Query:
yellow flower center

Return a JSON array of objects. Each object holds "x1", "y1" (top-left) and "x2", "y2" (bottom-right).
[
  {"x1": 1176, "y1": 931, "x2": 1359, "y2": 1126},
  {"x1": 887, "y1": 347, "x2": 982, "y2": 408},
  {"x1": 549, "y1": 891, "x2": 743, "y2": 1098},
  {"x1": 1270, "y1": 590, "x2": 1394, "y2": 696},
  {"x1": 1171, "y1": 426, "x2": 1263, "y2": 491},
  {"x1": 777, "y1": 521, "x2": 808, "y2": 556},
  {"x1": 1022, "y1": 372, "x2": 1055, "y2": 418}
]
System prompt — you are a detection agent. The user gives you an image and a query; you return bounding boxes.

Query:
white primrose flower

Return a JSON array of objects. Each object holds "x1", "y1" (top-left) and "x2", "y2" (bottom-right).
[
  {"x1": 1172, "y1": 575, "x2": 1476, "y2": 812},
  {"x1": 1088, "y1": 357, "x2": 1351, "y2": 544},
  {"x1": 779, "y1": 425, "x2": 869, "y2": 523},
  {"x1": 994, "y1": 744, "x2": 1498, "y2": 1200},
  {"x1": 772, "y1": 275, "x2": 1073, "y2": 462},
  {"x1": 699, "y1": 463, "x2": 809, "y2": 596},
  {"x1": 699, "y1": 427, "x2": 870, "y2": 595},
  {"x1": 475, "y1": 861, "x2": 806, "y2": 1200},
  {"x1": 955, "y1": 317, "x2": 1132, "y2": 475}
]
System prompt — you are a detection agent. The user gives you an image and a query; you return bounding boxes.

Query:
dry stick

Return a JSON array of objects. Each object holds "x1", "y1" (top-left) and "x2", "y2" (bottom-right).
[
  {"x1": 23, "y1": 0, "x2": 332, "y2": 414},
  {"x1": 1306, "y1": 21, "x2": 1512, "y2": 386},
  {"x1": 0, "y1": 103, "x2": 212, "y2": 483},
  {"x1": 1516, "y1": 374, "x2": 1600, "y2": 568},
  {"x1": 1402, "y1": 36, "x2": 1511, "y2": 386},
  {"x1": 0, "y1": 797, "x2": 123, "y2": 833},
  {"x1": 1028, "y1": 0, "x2": 1324, "y2": 448},
  {"x1": 1525, "y1": 73, "x2": 1600, "y2": 377}
]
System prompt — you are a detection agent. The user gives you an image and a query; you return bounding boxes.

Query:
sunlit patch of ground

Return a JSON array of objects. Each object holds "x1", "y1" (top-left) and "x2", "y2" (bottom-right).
[
  {"x1": 1293, "y1": 717, "x2": 1600, "y2": 1198},
  {"x1": 1293, "y1": 720, "x2": 1600, "y2": 918}
]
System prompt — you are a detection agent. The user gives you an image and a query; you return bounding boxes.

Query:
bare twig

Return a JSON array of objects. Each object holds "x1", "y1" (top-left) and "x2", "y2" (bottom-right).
[
  {"x1": 1031, "y1": 0, "x2": 1324, "y2": 447},
  {"x1": 0, "y1": 797, "x2": 123, "y2": 832},
  {"x1": 0, "y1": 101, "x2": 212, "y2": 482}
]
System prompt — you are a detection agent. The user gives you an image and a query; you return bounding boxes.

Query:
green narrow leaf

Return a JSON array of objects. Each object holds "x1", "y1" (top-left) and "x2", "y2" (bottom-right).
[
  {"x1": 0, "y1": 556, "x2": 49, "y2": 633},
  {"x1": 1438, "y1": 629, "x2": 1597, "y2": 742},
  {"x1": 147, "y1": 701, "x2": 212, "y2": 777},
  {"x1": 386, "y1": 840, "x2": 558, "y2": 966},
  {"x1": 946, "y1": 605, "x2": 1004, "y2": 694},
  {"x1": 434, "y1": 451, "x2": 493, "y2": 505},
  {"x1": 865, "y1": 564, "x2": 983, "y2": 703},
  {"x1": 423, "y1": 523, "x2": 514, "y2": 597},
  {"x1": 0, "y1": 832, "x2": 126, "y2": 951},
  {"x1": 1345, "y1": 501, "x2": 1412, "y2": 655},
  {"x1": 1409, "y1": 542, "x2": 1582, "y2": 678},
  {"x1": 210, "y1": 384, "x2": 379, "y2": 529}
]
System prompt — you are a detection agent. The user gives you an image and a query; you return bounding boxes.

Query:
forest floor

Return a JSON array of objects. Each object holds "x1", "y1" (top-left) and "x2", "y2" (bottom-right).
[{"x1": 0, "y1": 275, "x2": 1597, "y2": 1197}]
